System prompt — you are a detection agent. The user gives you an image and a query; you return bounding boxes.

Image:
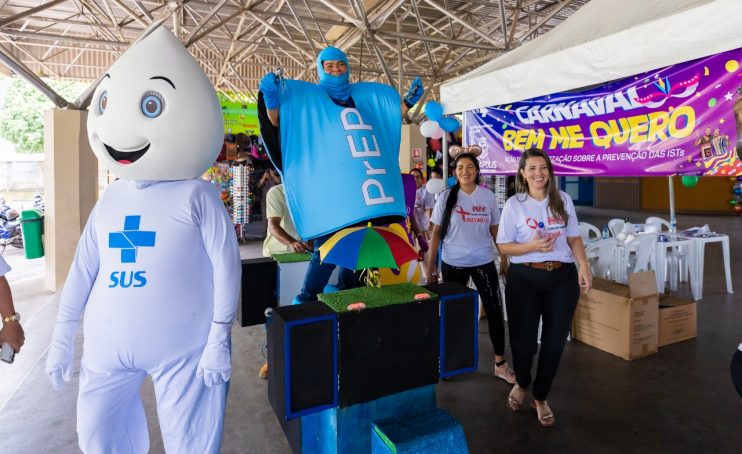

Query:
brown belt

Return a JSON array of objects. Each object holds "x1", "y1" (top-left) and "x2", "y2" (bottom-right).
[{"x1": 521, "y1": 261, "x2": 563, "y2": 271}]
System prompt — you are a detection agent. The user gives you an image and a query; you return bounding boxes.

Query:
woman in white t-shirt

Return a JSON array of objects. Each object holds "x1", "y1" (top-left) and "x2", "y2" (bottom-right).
[
  {"x1": 410, "y1": 168, "x2": 435, "y2": 236},
  {"x1": 496, "y1": 148, "x2": 591, "y2": 428},
  {"x1": 426, "y1": 146, "x2": 515, "y2": 384}
]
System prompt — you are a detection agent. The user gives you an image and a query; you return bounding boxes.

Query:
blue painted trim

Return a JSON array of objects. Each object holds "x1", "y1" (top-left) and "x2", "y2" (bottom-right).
[
  {"x1": 439, "y1": 291, "x2": 479, "y2": 378},
  {"x1": 284, "y1": 313, "x2": 339, "y2": 419}
]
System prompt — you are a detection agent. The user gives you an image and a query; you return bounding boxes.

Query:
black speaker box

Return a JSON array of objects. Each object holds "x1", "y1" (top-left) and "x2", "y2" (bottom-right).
[
  {"x1": 424, "y1": 282, "x2": 479, "y2": 378},
  {"x1": 240, "y1": 257, "x2": 278, "y2": 327},
  {"x1": 267, "y1": 301, "x2": 338, "y2": 424},
  {"x1": 337, "y1": 297, "x2": 440, "y2": 407}
]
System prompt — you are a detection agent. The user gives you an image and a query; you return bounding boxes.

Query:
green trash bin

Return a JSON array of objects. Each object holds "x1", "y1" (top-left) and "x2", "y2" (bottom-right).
[{"x1": 20, "y1": 209, "x2": 44, "y2": 259}]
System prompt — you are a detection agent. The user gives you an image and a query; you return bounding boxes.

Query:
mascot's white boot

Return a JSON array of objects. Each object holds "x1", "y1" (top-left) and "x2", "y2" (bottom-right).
[{"x1": 44, "y1": 26, "x2": 240, "y2": 454}]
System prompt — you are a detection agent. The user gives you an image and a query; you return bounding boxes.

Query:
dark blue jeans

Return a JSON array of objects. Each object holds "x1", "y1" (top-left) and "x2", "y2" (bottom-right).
[{"x1": 296, "y1": 233, "x2": 359, "y2": 303}]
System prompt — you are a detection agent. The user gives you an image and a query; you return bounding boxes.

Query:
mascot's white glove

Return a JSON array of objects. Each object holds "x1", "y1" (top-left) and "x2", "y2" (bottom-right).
[
  {"x1": 197, "y1": 321, "x2": 232, "y2": 387},
  {"x1": 45, "y1": 321, "x2": 79, "y2": 390}
]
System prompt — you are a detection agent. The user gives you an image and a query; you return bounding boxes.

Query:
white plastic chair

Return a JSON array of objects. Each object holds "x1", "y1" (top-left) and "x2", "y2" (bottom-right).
[
  {"x1": 645, "y1": 216, "x2": 689, "y2": 287},
  {"x1": 578, "y1": 222, "x2": 601, "y2": 242},
  {"x1": 626, "y1": 233, "x2": 658, "y2": 274},
  {"x1": 645, "y1": 216, "x2": 671, "y2": 232},
  {"x1": 585, "y1": 237, "x2": 617, "y2": 280},
  {"x1": 608, "y1": 218, "x2": 625, "y2": 238}
]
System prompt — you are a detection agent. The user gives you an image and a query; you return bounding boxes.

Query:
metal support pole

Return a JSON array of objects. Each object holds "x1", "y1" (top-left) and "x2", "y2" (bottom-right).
[
  {"x1": 396, "y1": 17, "x2": 402, "y2": 93},
  {"x1": 442, "y1": 132, "x2": 449, "y2": 188},
  {"x1": 0, "y1": 0, "x2": 68, "y2": 28},
  {"x1": 0, "y1": 46, "x2": 68, "y2": 108},
  {"x1": 668, "y1": 175, "x2": 676, "y2": 232}
]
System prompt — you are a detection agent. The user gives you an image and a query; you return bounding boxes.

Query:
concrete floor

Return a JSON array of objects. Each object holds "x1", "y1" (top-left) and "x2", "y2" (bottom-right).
[{"x1": 0, "y1": 206, "x2": 740, "y2": 453}]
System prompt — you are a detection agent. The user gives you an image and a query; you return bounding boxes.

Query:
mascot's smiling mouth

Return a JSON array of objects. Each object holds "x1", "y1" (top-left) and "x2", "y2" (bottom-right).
[{"x1": 104, "y1": 143, "x2": 150, "y2": 165}]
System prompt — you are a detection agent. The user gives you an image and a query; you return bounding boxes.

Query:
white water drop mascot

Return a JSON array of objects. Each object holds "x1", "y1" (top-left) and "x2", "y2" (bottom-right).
[{"x1": 44, "y1": 26, "x2": 240, "y2": 454}]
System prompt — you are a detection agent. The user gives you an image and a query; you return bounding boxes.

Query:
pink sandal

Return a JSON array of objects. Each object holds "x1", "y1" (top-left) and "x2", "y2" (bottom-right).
[
  {"x1": 507, "y1": 384, "x2": 525, "y2": 412},
  {"x1": 531, "y1": 400, "x2": 555, "y2": 428},
  {"x1": 494, "y1": 360, "x2": 516, "y2": 384}
]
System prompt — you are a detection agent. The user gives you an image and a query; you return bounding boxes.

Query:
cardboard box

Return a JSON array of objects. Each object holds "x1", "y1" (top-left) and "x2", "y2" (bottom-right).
[
  {"x1": 658, "y1": 295, "x2": 697, "y2": 347},
  {"x1": 572, "y1": 271, "x2": 659, "y2": 361}
]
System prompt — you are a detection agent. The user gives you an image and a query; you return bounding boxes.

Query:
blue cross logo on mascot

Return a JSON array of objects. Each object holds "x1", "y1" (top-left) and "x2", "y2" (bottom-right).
[
  {"x1": 107, "y1": 215, "x2": 156, "y2": 288},
  {"x1": 44, "y1": 25, "x2": 241, "y2": 454}
]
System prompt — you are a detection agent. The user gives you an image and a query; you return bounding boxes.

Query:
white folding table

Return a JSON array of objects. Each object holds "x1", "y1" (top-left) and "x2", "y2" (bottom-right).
[{"x1": 693, "y1": 234, "x2": 733, "y2": 299}]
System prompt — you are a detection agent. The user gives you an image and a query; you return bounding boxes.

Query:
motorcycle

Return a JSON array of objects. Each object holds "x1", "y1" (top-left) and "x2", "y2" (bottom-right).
[
  {"x1": 0, "y1": 199, "x2": 23, "y2": 250},
  {"x1": 31, "y1": 193, "x2": 44, "y2": 214}
]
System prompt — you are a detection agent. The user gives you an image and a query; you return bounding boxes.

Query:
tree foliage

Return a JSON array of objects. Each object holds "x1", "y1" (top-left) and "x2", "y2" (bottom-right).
[{"x1": 0, "y1": 78, "x2": 86, "y2": 153}]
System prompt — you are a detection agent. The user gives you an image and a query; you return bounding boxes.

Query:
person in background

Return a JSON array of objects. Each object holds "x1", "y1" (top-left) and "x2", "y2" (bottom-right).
[
  {"x1": 496, "y1": 148, "x2": 591, "y2": 428},
  {"x1": 732, "y1": 343, "x2": 742, "y2": 398},
  {"x1": 428, "y1": 167, "x2": 444, "y2": 204},
  {"x1": 263, "y1": 183, "x2": 311, "y2": 258},
  {"x1": 410, "y1": 168, "x2": 435, "y2": 238},
  {"x1": 259, "y1": 183, "x2": 311, "y2": 379},
  {"x1": 425, "y1": 146, "x2": 514, "y2": 385},
  {"x1": 730, "y1": 344, "x2": 742, "y2": 397},
  {"x1": 0, "y1": 254, "x2": 24, "y2": 354},
  {"x1": 258, "y1": 168, "x2": 281, "y2": 222},
  {"x1": 506, "y1": 175, "x2": 516, "y2": 199}
]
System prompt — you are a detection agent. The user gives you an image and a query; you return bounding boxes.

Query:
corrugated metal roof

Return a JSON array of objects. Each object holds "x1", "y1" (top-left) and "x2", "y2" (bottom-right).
[{"x1": 0, "y1": 0, "x2": 590, "y2": 104}]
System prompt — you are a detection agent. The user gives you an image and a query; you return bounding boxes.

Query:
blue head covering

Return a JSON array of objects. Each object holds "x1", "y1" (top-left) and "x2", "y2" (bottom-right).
[{"x1": 317, "y1": 46, "x2": 351, "y2": 102}]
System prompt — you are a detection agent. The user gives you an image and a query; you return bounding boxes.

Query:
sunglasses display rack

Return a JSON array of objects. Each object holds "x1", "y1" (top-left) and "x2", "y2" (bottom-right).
[
  {"x1": 229, "y1": 164, "x2": 257, "y2": 239},
  {"x1": 488, "y1": 175, "x2": 509, "y2": 209}
]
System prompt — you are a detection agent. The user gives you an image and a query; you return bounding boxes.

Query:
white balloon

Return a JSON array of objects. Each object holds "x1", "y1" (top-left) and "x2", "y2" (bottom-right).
[
  {"x1": 419, "y1": 120, "x2": 439, "y2": 138},
  {"x1": 426, "y1": 178, "x2": 445, "y2": 195},
  {"x1": 431, "y1": 127, "x2": 444, "y2": 140}
]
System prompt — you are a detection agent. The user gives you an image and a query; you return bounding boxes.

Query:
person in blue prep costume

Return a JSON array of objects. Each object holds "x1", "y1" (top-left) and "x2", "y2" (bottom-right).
[
  {"x1": 258, "y1": 46, "x2": 425, "y2": 303},
  {"x1": 44, "y1": 26, "x2": 241, "y2": 454}
]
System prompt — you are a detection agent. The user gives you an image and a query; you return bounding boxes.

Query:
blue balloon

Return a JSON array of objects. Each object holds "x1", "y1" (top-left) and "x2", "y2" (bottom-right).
[
  {"x1": 447, "y1": 176, "x2": 456, "y2": 186},
  {"x1": 734, "y1": 187, "x2": 742, "y2": 195},
  {"x1": 439, "y1": 117, "x2": 460, "y2": 133},
  {"x1": 425, "y1": 101, "x2": 443, "y2": 122}
]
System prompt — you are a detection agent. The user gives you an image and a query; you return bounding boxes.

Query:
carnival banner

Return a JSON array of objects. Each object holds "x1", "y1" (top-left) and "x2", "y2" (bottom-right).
[{"x1": 464, "y1": 48, "x2": 742, "y2": 176}]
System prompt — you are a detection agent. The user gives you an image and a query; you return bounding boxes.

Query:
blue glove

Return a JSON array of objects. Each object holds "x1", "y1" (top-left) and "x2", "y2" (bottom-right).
[
  {"x1": 403, "y1": 77, "x2": 424, "y2": 107},
  {"x1": 259, "y1": 72, "x2": 281, "y2": 109}
]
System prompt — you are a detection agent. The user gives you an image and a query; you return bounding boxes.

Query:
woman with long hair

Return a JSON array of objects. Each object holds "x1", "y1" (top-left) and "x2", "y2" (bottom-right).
[
  {"x1": 496, "y1": 148, "x2": 591, "y2": 428},
  {"x1": 426, "y1": 146, "x2": 514, "y2": 384}
]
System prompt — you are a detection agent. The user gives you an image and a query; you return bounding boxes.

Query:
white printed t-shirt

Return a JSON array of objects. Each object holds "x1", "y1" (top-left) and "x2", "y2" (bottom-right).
[
  {"x1": 413, "y1": 186, "x2": 435, "y2": 231},
  {"x1": 431, "y1": 185, "x2": 500, "y2": 267},
  {"x1": 496, "y1": 190, "x2": 580, "y2": 264}
]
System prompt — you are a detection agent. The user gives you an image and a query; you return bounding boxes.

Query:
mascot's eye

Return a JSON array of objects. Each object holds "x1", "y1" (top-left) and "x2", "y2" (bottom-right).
[
  {"x1": 98, "y1": 91, "x2": 108, "y2": 114},
  {"x1": 141, "y1": 91, "x2": 164, "y2": 118}
]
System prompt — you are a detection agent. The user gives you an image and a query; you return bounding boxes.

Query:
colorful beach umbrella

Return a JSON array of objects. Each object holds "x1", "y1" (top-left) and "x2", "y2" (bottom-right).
[{"x1": 319, "y1": 223, "x2": 418, "y2": 270}]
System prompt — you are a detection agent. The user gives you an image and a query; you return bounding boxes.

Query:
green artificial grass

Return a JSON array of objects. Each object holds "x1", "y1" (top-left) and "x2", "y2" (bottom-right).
[
  {"x1": 271, "y1": 252, "x2": 312, "y2": 263},
  {"x1": 319, "y1": 282, "x2": 437, "y2": 313},
  {"x1": 373, "y1": 426, "x2": 397, "y2": 454}
]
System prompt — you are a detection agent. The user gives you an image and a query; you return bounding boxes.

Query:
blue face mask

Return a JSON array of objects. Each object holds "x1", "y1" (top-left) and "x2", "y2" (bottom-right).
[{"x1": 317, "y1": 46, "x2": 351, "y2": 102}]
